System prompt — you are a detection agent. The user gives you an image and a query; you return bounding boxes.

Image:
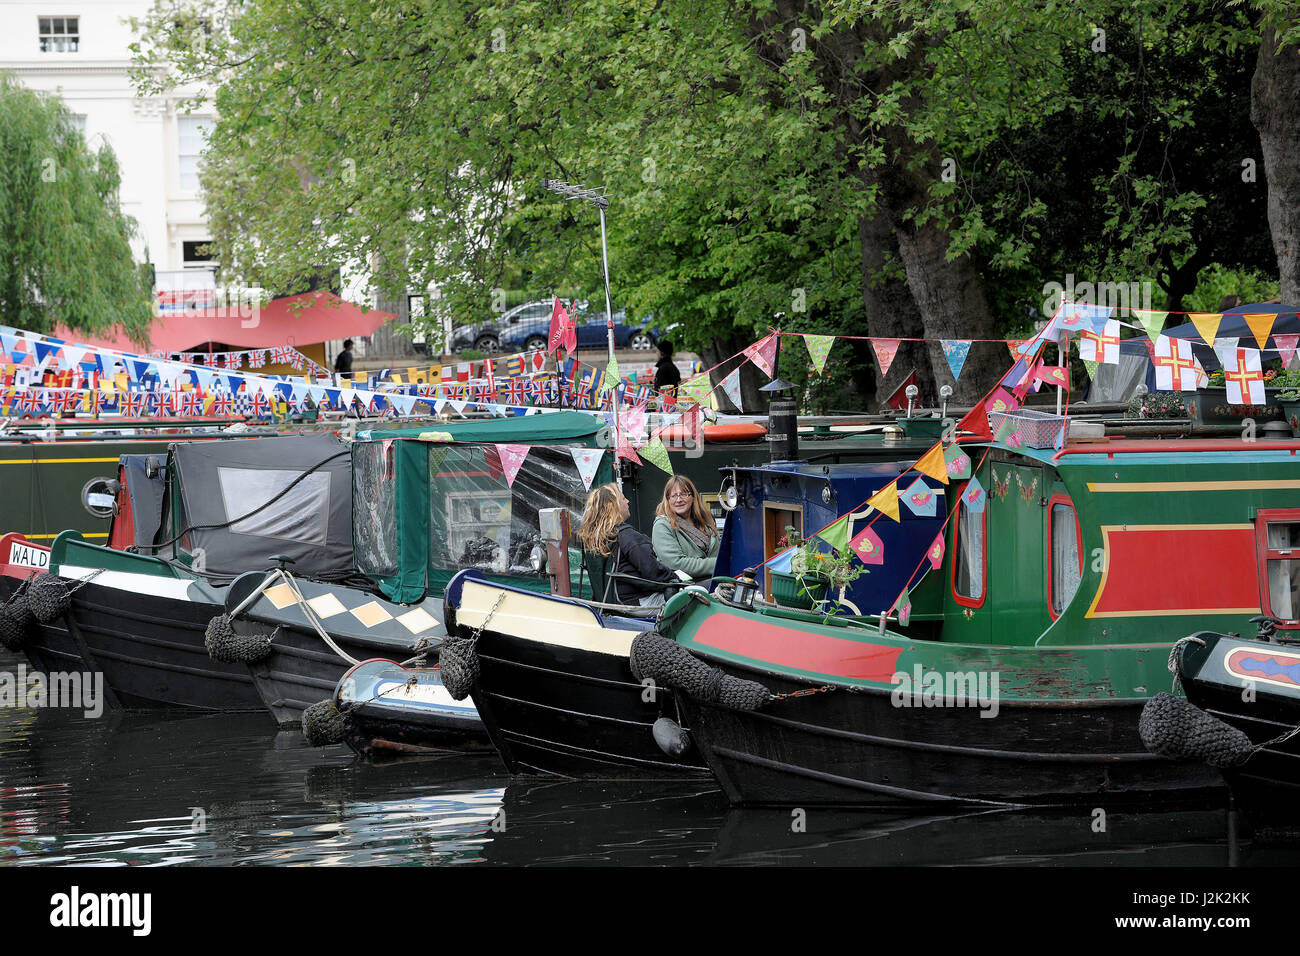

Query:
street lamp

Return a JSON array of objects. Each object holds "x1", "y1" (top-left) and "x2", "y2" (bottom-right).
[{"x1": 541, "y1": 178, "x2": 622, "y2": 486}]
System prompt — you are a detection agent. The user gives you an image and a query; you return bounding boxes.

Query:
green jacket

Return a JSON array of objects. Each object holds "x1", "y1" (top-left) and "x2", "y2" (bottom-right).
[{"x1": 651, "y1": 515, "x2": 720, "y2": 581}]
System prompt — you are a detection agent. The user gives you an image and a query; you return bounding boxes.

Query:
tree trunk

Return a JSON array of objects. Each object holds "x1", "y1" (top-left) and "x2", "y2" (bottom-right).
[
  {"x1": 1253, "y1": 23, "x2": 1300, "y2": 305},
  {"x1": 699, "y1": 334, "x2": 766, "y2": 413}
]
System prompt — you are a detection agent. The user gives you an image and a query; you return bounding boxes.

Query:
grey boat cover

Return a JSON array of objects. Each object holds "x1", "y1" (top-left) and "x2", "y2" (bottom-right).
[
  {"x1": 168, "y1": 433, "x2": 353, "y2": 578},
  {"x1": 118, "y1": 454, "x2": 167, "y2": 550}
]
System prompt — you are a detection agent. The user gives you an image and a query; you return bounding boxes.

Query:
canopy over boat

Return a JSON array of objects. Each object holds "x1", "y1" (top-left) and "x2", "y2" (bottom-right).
[
  {"x1": 167, "y1": 433, "x2": 354, "y2": 579},
  {"x1": 353, "y1": 411, "x2": 616, "y2": 603}
]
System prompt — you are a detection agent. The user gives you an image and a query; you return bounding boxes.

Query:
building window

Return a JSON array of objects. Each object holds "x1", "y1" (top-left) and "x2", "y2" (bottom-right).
[
  {"x1": 952, "y1": 484, "x2": 986, "y2": 607},
  {"x1": 1256, "y1": 509, "x2": 1300, "y2": 626},
  {"x1": 38, "y1": 17, "x2": 79, "y2": 53},
  {"x1": 1049, "y1": 498, "x2": 1082, "y2": 619},
  {"x1": 177, "y1": 116, "x2": 213, "y2": 194}
]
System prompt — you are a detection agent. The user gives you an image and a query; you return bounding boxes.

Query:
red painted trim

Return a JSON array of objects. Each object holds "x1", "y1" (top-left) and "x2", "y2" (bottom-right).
[
  {"x1": 1255, "y1": 508, "x2": 1300, "y2": 629},
  {"x1": 691, "y1": 612, "x2": 902, "y2": 682},
  {"x1": 0, "y1": 533, "x2": 50, "y2": 580},
  {"x1": 107, "y1": 462, "x2": 134, "y2": 552},
  {"x1": 950, "y1": 479, "x2": 986, "y2": 609},
  {"x1": 1092, "y1": 527, "x2": 1259, "y2": 615},
  {"x1": 1055, "y1": 439, "x2": 1300, "y2": 458},
  {"x1": 1045, "y1": 494, "x2": 1082, "y2": 622}
]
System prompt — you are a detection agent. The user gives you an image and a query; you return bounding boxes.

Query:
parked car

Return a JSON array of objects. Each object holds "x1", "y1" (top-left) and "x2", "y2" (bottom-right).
[
  {"x1": 500, "y1": 306, "x2": 657, "y2": 353},
  {"x1": 448, "y1": 299, "x2": 571, "y2": 355}
]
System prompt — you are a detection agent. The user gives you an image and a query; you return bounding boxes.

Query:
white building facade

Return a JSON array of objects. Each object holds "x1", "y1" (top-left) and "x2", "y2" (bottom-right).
[{"x1": 0, "y1": 0, "x2": 214, "y2": 282}]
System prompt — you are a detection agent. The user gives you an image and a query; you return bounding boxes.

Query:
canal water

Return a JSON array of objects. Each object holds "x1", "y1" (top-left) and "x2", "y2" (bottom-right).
[{"x1": 0, "y1": 648, "x2": 1294, "y2": 867}]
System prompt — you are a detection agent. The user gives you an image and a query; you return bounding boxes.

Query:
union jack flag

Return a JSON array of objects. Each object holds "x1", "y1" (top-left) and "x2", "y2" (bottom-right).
[
  {"x1": 181, "y1": 390, "x2": 204, "y2": 416},
  {"x1": 248, "y1": 350, "x2": 268, "y2": 369},
  {"x1": 123, "y1": 391, "x2": 146, "y2": 417},
  {"x1": 224, "y1": 353, "x2": 242, "y2": 370},
  {"x1": 211, "y1": 391, "x2": 233, "y2": 416},
  {"x1": 574, "y1": 372, "x2": 596, "y2": 408},
  {"x1": 95, "y1": 391, "x2": 116, "y2": 414},
  {"x1": 271, "y1": 346, "x2": 294, "y2": 365},
  {"x1": 249, "y1": 391, "x2": 269, "y2": 417},
  {"x1": 156, "y1": 390, "x2": 177, "y2": 416},
  {"x1": 503, "y1": 377, "x2": 526, "y2": 406}
]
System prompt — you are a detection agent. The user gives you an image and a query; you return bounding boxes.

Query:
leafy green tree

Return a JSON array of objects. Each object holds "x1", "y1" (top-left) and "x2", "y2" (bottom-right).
[{"x1": 0, "y1": 74, "x2": 153, "y2": 337}]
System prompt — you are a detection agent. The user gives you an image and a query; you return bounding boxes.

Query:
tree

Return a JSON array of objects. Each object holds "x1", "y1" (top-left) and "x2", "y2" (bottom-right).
[
  {"x1": 0, "y1": 75, "x2": 153, "y2": 338},
  {"x1": 1253, "y1": 6, "x2": 1300, "y2": 304}
]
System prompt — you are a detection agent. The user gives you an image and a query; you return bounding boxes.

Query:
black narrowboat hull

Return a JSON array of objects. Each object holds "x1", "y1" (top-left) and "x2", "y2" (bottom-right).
[
  {"x1": 31, "y1": 572, "x2": 263, "y2": 712},
  {"x1": 1179, "y1": 633, "x2": 1300, "y2": 822},
  {"x1": 446, "y1": 573, "x2": 709, "y2": 779},
  {"x1": 677, "y1": 654, "x2": 1222, "y2": 807}
]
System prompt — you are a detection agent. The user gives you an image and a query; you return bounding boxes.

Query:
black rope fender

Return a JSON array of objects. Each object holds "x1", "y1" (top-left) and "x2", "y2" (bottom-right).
[{"x1": 629, "y1": 630, "x2": 769, "y2": 712}]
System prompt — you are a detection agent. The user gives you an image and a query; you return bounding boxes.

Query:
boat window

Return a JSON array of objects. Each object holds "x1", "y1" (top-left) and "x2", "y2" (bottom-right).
[
  {"x1": 953, "y1": 491, "x2": 984, "y2": 604},
  {"x1": 216, "y1": 467, "x2": 330, "y2": 545},
  {"x1": 1050, "y1": 501, "x2": 1081, "y2": 617},
  {"x1": 1258, "y1": 513, "x2": 1300, "y2": 622},
  {"x1": 429, "y1": 443, "x2": 590, "y2": 578},
  {"x1": 353, "y1": 441, "x2": 398, "y2": 578}
]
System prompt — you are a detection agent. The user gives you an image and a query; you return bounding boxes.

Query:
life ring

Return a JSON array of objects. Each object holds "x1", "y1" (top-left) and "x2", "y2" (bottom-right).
[{"x1": 657, "y1": 422, "x2": 767, "y2": 443}]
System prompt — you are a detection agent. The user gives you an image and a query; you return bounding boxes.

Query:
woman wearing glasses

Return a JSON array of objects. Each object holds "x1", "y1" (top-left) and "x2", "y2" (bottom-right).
[{"x1": 651, "y1": 476, "x2": 720, "y2": 585}]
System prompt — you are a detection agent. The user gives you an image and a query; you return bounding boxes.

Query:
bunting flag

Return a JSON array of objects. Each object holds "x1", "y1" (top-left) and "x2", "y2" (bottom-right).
[
  {"x1": 940, "y1": 340, "x2": 971, "y2": 381},
  {"x1": 719, "y1": 368, "x2": 742, "y2": 411},
  {"x1": 926, "y1": 533, "x2": 945, "y2": 570},
  {"x1": 1078, "y1": 319, "x2": 1121, "y2": 365},
  {"x1": 1081, "y1": 358, "x2": 1099, "y2": 381},
  {"x1": 494, "y1": 444, "x2": 529, "y2": 487},
  {"x1": 1244, "y1": 313, "x2": 1276, "y2": 350},
  {"x1": 1005, "y1": 340, "x2": 1028, "y2": 360},
  {"x1": 1224, "y1": 348, "x2": 1265, "y2": 405},
  {"x1": 849, "y1": 524, "x2": 885, "y2": 566},
  {"x1": 616, "y1": 423, "x2": 641, "y2": 464},
  {"x1": 570, "y1": 448, "x2": 605, "y2": 491},
  {"x1": 867, "y1": 482, "x2": 901, "y2": 523},
  {"x1": 1034, "y1": 366, "x2": 1069, "y2": 388},
  {"x1": 893, "y1": 588, "x2": 913, "y2": 627},
  {"x1": 871, "y1": 338, "x2": 901, "y2": 378},
  {"x1": 815, "y1": 514, "x2": 850, "y2": 552},
  {"x1": 956, "y1": 403, "x2": 993, "y2": 440},
  {"x1": 943, "y1": 442, "x2": 972, "y2": 480},
  {"x1": 639, "y1": 437, "x2": 673, "y2": 475},
  {"x1": 624, "y1": 402, "x2": 649, "y2": 447},
  {"x1": 678, "y1": 374, "x2": 713, "y2": 408},
  {"x1": 992, "y1": 413, "x2": 1023, "y2": 448},
  {"x1": 602, "y1": 356, "x2": 621, "y2": 393},
  {"x1": 743, "y1": 333, "x2": 779, "y2": 378},
  {"x1": 1059, "y1": 302, "x2": 1114, "y2": 332},
  {"x1": 962, "y1": 476, "x2": 987, "y2": 514},
  {"x1": 1132, "y1": 310, "x2": 1168, "y2": 344},
  {"x1": 1212, "y1": 337, "x2": 1241, "y2": 371},
  {"x1": 1189, "y1": 312, "x2": 1222, "y2": 348},
  {"x1": 1153, "y1": 335, "x2": 1200, "y2": 392},
  {"x1": 804, "y1": 334, "x2": 835, "y2": 375},
  {"x1": 913, "y1": 442, "x2": 949, "y2": 485},
  {"x1": 1276, "y1": 334, "x2": 1300, "y2": 369},
  {"x1": 901, "y1": 477, "x2": 937, "y2": 517},
  {"x1": 548, "y1": 297, "x2": 576, "y2": 354},
  {"x1": 986, "y1": 387, "x2": 1019, "y2": 415}
]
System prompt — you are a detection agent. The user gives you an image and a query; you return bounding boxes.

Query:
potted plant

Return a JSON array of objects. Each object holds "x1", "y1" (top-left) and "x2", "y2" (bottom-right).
[
  {"x1": 1272, "y1": 367, "x2": 1300, "y2": 436},
  {"x1": 1186, "y1": 364, "x2": 1286, "y2": 426},
  {"x1": 769, "y1": 527, "x2": 865, "y2": 611},
  {"x1": 1124, "y1": 391, "x2": 1188, "y2": 420}
]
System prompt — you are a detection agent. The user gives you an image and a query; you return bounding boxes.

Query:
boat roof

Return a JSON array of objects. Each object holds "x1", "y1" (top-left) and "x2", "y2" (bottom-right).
[{"x1": 367, "y1": 409, "x2": 606, "y2": 445}]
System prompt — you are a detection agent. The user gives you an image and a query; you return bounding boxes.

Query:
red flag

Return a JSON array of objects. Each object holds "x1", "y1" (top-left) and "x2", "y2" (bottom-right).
[{"x1": 548, "y1": 297, "x2": 576, "y2": 354}]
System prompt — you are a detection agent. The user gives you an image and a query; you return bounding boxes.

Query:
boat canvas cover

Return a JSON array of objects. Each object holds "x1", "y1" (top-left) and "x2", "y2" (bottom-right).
[
  {"x1": 353, "y1": 412, "x2": 613, "y2": 603},
  {"x1": 169, "y1": 434, "x2": 353, "y2": 577},
  {"x1": 119, "y1": 454, "x2": 167, "y2": 550}
]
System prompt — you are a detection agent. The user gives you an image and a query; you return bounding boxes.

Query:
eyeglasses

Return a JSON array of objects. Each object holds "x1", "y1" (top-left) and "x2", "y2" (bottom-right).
[{"x1": 668, "y1": 493, "x2": 692, "y2": 501}]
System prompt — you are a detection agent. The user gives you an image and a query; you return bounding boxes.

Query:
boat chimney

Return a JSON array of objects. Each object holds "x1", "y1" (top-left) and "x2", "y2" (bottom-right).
[{"x1": 762, "y1": 378, "x2": 799, "y2": 462}]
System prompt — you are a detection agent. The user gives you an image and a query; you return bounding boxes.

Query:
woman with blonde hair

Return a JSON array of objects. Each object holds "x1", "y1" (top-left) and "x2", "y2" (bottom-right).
[
  {"x1": 578, "y1": 482, "x2": 676, "y2": 606},
  {"x1": 651, "y1": 475, "x2": 719, "y2": 584}
]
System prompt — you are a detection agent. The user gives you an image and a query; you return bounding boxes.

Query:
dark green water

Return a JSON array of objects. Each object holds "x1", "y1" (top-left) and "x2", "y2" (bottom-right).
[{"x1": 0, "y1": 648, "x2": 1293, "y2": 866}]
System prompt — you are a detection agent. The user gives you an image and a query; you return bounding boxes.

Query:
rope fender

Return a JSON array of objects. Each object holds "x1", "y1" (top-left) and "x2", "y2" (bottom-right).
[
  {"x1": 204, "y1": 614, "x2": 273, "y2": 664},
  {"x1": 629, "y1": 630, "x2": 769, "y2": 712},
  {"x1": 1138, "y1": 691, "x2": 1254, "y2": 768},
  {"x1": 301, "y1": 699, "x2": 349, "y2": 746},
  {"x1": 439, "y1": 633, "x2": 480, "y2": 701},
  {"x1": 27, "y1": 573, "x2": 70, "y2": 624}
]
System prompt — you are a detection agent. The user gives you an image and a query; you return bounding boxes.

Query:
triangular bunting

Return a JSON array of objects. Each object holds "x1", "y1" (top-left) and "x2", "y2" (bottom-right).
[
  {"x1": 944, "y1": 443, "x2": 972, "y2": 480},
  {"x1": 867, "y1": 482, "x2": 900, "y2": 522},
  {"x1": 1244, "y1": 313, "x2": 1276, "y2": 350},
  {"x1": 871, "y1": 338, "x2": 901, "y2": 378},
  {"x1": 927, "y1": 533, "x2": 945, "y2": 570},
  {"x1": 1132, "y1": 310, "x2": 1168, "y2": 344},
  {"x1": 940, "y1": 340, "x2": 971, "y2": 381},
  {"x1": 815, "y1": 515, "x2": 850, "y2": 552},
  {"x1": 570, "y1": 448, "x2": 605, "y2": 491},
  {"x1": 639, "y1": 437, "x2": 673, "y2": 475},
  {"x1": 962, "y1": 476, "x2": 987, "y2": 513},
  {"x1": 1275, "y1": 334, "x2": 1299, "y2": 369},
  {"x1": 495, "y1": 444, "x2": 529, "y2": 487},
  {"x1": 804, "y1": 334, "x2": 835, "y2": 375},
  {"x1": 1190, "y1": 313, "x2": 1222, "y2": 348},
  {"x1": 743, "y1": 333, "x2": 779, "y2": 379},
  {"x1": 893, "y1": 588, "x2": 912, "y2": 627},
  {"x1": 901, "y1": 477, "x2": 937, "y2": 516},
  {"x1": 719, "y1": 368, "x2": 742, "y2": 411},
  {"x1": 913, "y1": 442, "x2": 949, "y2": 485}
]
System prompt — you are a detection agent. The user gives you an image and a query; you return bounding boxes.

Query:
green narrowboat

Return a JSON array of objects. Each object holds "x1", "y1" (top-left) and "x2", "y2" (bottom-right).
[{"x1": 652, "y1": 431, "x2": 1300, "y2": 806}]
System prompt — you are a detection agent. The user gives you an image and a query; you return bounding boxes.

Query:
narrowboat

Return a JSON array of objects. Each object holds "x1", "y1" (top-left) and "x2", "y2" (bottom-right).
[
  {"x1": 1163, "y1": 621, "x2": 1300, "y2": 823},
  {"x1": 1, "y1": 433, "x2": 355, "y2": 710},
  {"x1": 652, "y1": 428, "x2": 1300, "y2": 806}
]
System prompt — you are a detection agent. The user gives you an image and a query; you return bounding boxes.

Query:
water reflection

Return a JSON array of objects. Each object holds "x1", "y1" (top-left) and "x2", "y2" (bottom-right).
[{"x1": 0, "y1": 648, "x2": 1294, "y2": 866}]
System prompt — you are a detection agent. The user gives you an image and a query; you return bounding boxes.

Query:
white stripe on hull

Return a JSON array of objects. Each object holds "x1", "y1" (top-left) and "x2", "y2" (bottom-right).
[
  {"x1": 59, "y1": 565, "x2": 202, "y2": 603},
  {"x1": 456, "y1": 579, "x2": 637, "y2": 657}
]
